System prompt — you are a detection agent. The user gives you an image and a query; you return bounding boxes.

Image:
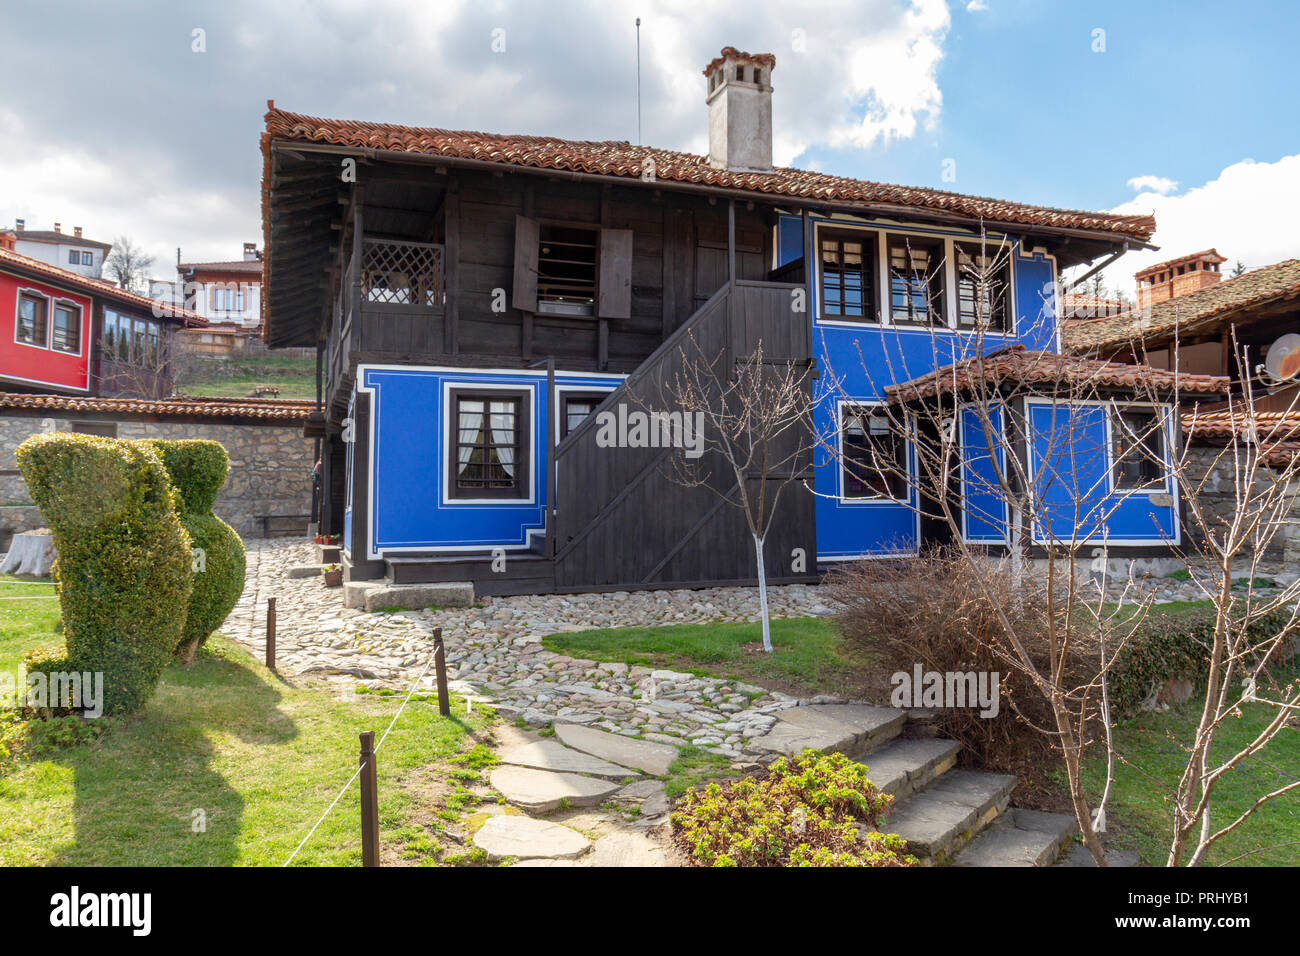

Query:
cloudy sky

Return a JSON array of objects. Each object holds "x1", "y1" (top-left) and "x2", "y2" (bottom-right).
[{"x1": 1, "y1": 0, "x2": 1297, "y2": 296}]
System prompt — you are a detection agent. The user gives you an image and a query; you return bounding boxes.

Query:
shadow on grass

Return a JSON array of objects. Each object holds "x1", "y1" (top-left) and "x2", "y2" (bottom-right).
[{"x1": 49, "y1": 646, "x2": 297, "y2": 866}]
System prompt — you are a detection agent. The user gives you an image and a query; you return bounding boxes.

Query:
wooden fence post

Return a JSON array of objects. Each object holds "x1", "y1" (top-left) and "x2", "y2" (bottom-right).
[
  {"x1": 266, "y1": 597, "x2": 277, "y2": 670},
  {"x1": 359, "y1": 730, "x2": 379, "y2": 867},
  {"x1": 433, "y1": 627, "x2": 450, "y2": 717}
]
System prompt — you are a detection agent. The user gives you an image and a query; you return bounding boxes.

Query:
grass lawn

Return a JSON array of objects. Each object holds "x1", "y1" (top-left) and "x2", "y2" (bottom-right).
[
  {"x1": 0, "y1": 597, "x2": 497, "y2": 866},
  {"x1": 0, "y1": 573, "x2": 61, "y2": 675},
  {"x1": 541, "y1": 616, "x2": 870, "y2": 699},
  {"x1": 176, "y1": 353, "x2": 316, "y2": 400},
  {"x1": 1081, "y1": 665, "x2": 1300, "y2": 866}
]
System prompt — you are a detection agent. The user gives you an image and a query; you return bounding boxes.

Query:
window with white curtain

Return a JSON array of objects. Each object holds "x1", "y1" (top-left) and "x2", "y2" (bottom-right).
[{"x1": 450, "y1": 390, "x2": 528, "y2": 499}]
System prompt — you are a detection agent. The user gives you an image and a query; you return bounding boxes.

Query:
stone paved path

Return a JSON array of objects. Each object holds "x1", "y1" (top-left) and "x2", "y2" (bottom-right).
[
  {"x1": 219, "y1": 540, "x2": 1144, "y2": 865},
  {"x1": 223, "y1": 540, "x2": 839, "y2": 761}
]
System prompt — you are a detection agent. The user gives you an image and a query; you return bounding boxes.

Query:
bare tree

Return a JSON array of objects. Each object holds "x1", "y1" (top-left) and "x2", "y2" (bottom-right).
[
  {"x1": 105, "y1": 236, "x2": 155, "y2": 292},
  {"x1": 814, "y1": 233, "x2": 1299, "y2": 865},
  {"x1": 1130, "y1": 333, "x2": 1300, "y2": 866},
  {"x1": 651, "y1": 332, "x2": 817, "y2": 653}
]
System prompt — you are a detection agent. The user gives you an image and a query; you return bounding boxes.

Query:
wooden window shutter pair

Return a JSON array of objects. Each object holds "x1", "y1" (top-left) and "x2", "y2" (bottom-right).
[{"x1": 512, "y1": 215, "x2": 632, "y2": 319}]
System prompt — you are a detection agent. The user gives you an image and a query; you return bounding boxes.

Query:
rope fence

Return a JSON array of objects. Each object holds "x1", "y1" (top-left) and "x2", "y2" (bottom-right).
[{"x1": 283, "y1": 626, "x2": 451, "y2": 867}]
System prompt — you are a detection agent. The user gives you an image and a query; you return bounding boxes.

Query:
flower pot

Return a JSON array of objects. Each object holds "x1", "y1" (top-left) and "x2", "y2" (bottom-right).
[{"x1": 322, "y1": 568, "x2": 343, "y2": 587}]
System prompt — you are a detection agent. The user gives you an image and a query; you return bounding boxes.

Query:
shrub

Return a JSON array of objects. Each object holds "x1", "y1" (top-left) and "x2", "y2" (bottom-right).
[
  {"x1": 16, "y1": 434, "x2": 193, "y2": 715},
  {"x1": 144, "y1": 440, "x2": 245, "y2": 662},
  {"x1": 670, "y1": 749, "x2": 915, "y2": 867},
  {"x1": 828, "y1": 547, "x2": 1298, "y2": 785},
  {"x1": 827, "y1": 547, "x2": 1072, "y2": 782},
  {"x1": 1109, "y1": 604, "x2": 1294, "y2": 715}
]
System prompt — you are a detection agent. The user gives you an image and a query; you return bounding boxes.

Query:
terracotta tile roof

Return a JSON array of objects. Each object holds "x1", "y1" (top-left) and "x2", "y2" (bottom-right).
[
  {"x1": 261, "y1": 106, "x2": 1157, "y2": 242},
  {"x1": 0, "y1": 391, "x2": 312, "y2": 422},
  {"x1": 1183, "y1": 409, "x2": 1300, "y2": 467},
  {"x1": 0, "y1": 247, "x2": 207, "y2": 326},
  {"x1": 885, "y1": 344, "x2": 1230, "y2": 403},
  {"x1": 703, "y1": 47, "x2": 776, "y2": 77},
  {"x1": 1064, "y1": 259, "x2": 1300, "y2": 354},
  {"x1": 1061, "y1": 293, "x2": 1130, "y2": 320}
]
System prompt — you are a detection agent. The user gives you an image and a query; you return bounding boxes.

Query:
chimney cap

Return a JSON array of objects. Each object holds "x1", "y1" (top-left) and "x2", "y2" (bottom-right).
[
  {"x1": 1135, "y1": 248, "x2": 1227, "y2": 281},
  {"x1": 53, "y1": 222, "x2": 61, "y2": 233},
  {"x1": 74, "y1": 226, "x2": 83, "y2": 238},
  {"x1": 703, "y1": 46, "x2": 776, "y2": 78}
]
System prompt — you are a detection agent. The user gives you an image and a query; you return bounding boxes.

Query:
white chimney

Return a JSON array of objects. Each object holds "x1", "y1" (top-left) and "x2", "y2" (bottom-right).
[
  {"x1": 243, "y1": 242, "x2": 259, "y2": 261},
  {"x1": 53, "y1": 222, "x2": 61, "y2": 233},
  {"x1": 704, "y1": 47, "x2": 775, "y2": 173}
]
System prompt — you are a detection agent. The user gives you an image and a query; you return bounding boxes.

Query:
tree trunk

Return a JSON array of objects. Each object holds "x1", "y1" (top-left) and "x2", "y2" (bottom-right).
[{"x1": 753, "y1": 533, "x2": 772, "y2": 653}]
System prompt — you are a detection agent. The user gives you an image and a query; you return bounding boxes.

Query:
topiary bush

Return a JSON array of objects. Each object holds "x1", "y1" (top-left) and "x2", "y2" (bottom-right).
[
  {"x1": 144, "y1": 439, "x2": 245, "y2": 663},
  {"x1": 670, "y1": 749, "x2": 915, "y2": 867},
  {"x1": 16, "y1": 434, "x2": 193, "y2": 716}
]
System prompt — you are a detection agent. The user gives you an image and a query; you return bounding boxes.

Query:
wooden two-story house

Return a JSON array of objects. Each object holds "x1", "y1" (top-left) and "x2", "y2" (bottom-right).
[{"x1": 261, "y1": 47, "x2": 1208, "y2": 596}]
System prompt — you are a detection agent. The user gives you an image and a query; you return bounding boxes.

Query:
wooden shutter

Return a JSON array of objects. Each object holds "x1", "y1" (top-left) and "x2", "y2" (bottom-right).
[
  {"x1": 597, "y1": 228, "x2": 633, "y2": 319},
  {"x1": 512, "y1": 215, "x2": 539, "y2": 313}
]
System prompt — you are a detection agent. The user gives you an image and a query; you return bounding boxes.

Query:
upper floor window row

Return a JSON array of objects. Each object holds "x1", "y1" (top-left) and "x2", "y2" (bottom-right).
[
  {"x1": 67, "y1": 250, "x2": 94, "y2": 266},
  {"x1": 17, "y1": 291, "x2": 81, "y2": 354},
  {"x1": 819, "y1": 228, "x2": 1013, "y2": 333}
]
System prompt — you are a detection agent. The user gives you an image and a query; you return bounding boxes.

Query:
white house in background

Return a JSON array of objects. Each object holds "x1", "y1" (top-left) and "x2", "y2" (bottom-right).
[
  {"x1": 11, "y1": 220, "x2": 111, "y2": 279},
  {"x1": 174, "y1": 242, "x2": 264, "y2": 331}
]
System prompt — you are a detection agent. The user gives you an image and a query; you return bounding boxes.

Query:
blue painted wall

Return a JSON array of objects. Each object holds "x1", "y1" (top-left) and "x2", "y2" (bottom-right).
[
  {"x1": 1026, "y1": 401, "x2": 1179, "y2": 545},
  {"x1": 354, "y1": 366, "x2": 621, "y2": 559},
  {"x1": 784, "y1": 213, "x2": 1059, "y2": 559}
]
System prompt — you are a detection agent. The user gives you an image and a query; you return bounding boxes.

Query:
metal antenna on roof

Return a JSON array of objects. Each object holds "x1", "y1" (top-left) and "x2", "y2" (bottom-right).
[{"x1": 635, "y1": 17, "x2": 642, "y2": 146}]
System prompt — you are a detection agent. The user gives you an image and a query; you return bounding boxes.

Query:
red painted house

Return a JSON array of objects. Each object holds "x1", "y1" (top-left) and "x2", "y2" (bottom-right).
[{"x1": 0, "y1": 236, "x2": 204, "y2": 398}]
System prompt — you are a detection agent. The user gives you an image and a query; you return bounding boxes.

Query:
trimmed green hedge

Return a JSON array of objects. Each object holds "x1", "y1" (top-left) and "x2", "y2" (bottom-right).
[
  {"x1": 16, "y1": 434, "x2": 193, "y2": 715},
  {"x1": 144, "y1": 440, "x2": 245, "y2": 658},
  {"x1": 1109, "y1": 604, "x2": 1293, "y2": 716}
]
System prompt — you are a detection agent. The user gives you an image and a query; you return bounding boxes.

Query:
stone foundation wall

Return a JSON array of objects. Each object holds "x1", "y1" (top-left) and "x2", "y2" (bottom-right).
[
  {"x1": 0, "y1": 412, "x2": 313, "y2": 540},
  {"x1": 1183, "y1": 443, "x2": 1300, "y2": 564}
]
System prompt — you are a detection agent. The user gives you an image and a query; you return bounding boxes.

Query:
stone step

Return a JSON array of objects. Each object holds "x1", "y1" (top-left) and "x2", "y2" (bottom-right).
[
  {"x1": 498, "y1": 740, "x2": 641, "y2": 780},
  {"x1": 854, "y1": 737, "x2": 961, "y2": 800},
  {"x1": 745, "y1": 704, "x2": 906, "y2": 760},
  {"x1": 344, "y1": 579, "x2": 475, "y2": 611},
  {"x1": 881, "y1": 769, "x2": 1016, "y2": 863},
  {"x1": 952, "y1": 808, "x2": 1077, "y2": 867}
]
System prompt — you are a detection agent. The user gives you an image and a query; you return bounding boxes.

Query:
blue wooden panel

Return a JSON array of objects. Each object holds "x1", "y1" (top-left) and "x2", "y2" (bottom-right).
[
  {"x1": 960, "y1": 405, "x2": 1008, "y2": 543},
  {"x1": 1027, "y1": 401, "x2": 1178, "y2": 545},
  {"x1": 358, "y1": 366, "x2": 621, "y2": 558},
  {"x1": 792, "y1": 212, "x2": 1063, "y2": 561}
]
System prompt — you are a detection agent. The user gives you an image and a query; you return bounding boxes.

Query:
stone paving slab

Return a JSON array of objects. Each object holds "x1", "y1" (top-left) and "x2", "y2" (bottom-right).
[
  {"x1": 554, "y1": 723, "x2": 680, "y2": 776},
  {"x1": 498, "y1": 740, "x2": 641, "y2": 780},
  {"x1": 472, "y1": 815, "x2": 591, "y2": 861},
  {"x1": 746, "y1": 704, "x2": 906, "y2": 758},
  {"x1": 489, "y1": 766, "x2": 621, "y2": 813},
  {"x1": 589, "y1": 832, "x2": 668, "y2": 867},
  {"x1": 855, "y1": 737, "x2": 961, "y2": 797}
]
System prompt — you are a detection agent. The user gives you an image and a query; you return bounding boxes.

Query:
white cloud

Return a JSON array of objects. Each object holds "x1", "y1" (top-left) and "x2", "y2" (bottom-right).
[
  {"x1": 1088, "y1": 155, "x2": 1300, "y2": 296},
  {"x1": 966, "y1": 1, "x2": 989, "y2": 11},
  {"x1": 0, "y1": 0, "x2": 954, "y2": 271},
  {"x1": 1126, "y1": 174, "x2": 1179, "y2": 195}
]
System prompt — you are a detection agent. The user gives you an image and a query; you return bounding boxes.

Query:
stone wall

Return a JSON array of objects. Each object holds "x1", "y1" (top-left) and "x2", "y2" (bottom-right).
[
  {"x1": 1183, "y1": 443, "x2": 1300, "y2": 563},
  {"x1": 0, "y1": 412, "x2": 314, "y2": 540}
]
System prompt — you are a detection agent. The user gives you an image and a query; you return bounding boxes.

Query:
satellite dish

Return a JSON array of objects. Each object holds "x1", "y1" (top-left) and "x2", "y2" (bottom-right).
[{"x1": 1263, "y1": 333, "x2": 1300, "y2": 382}]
